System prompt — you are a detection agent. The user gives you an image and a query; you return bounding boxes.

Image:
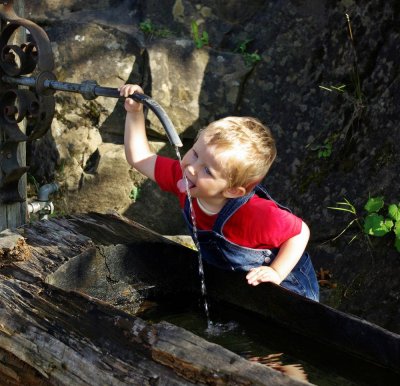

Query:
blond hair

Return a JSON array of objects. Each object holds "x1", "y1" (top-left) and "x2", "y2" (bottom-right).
[{"x1": 198, "y1": 116, "x2": 276, "y2": 189}]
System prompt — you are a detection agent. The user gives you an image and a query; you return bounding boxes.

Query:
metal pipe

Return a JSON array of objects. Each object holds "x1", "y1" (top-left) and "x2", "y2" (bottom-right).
[
  {"x1": 27, "y1": 182, "x2": 58, "y2": 220},
  {"x1": 27, "y1": 200, "x2": 53, "y2": 217},
  {"x1": 37, "y1": 182, "x2": 58, "y2": 201},
  {"x1": 2, "y1": 75, "x2": 183, "y2": 148}
]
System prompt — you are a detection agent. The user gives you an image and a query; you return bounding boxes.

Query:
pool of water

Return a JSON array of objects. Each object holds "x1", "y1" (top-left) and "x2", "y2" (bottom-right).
[{"x1": 139, "y1": 298, "x2": 365, "y2": 386}]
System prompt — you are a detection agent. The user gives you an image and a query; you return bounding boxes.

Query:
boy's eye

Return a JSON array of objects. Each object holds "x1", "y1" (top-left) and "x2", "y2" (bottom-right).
[
  {"x1": 192, "y1": 149, "x2": 198, "y2": 158},
  {"x1": 204, "y1": 166, "x2": 213, "y2": 176}
]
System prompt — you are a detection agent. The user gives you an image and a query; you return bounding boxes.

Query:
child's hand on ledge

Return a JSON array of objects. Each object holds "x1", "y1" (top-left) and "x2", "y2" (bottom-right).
[{"x1": 246, "y1": 266, "x2": 282, "y2": 286}]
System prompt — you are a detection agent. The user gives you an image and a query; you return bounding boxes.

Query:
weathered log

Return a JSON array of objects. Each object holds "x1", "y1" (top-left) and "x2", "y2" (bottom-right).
[
  {"x1": 0, "y1": 213, "x2": 309, "y2": 386},
  {"x1": 0, "y1": 229, "x2": 30, "y2": 265}
]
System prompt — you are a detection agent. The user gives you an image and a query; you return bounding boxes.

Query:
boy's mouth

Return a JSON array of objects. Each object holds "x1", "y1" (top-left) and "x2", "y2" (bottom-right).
[{"x1": 177, "y1": 177, "x2": 195, "y2": 193}]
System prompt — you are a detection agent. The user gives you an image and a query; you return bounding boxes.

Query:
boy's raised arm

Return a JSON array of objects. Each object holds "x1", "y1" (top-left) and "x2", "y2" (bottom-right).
[{"x1": 120, "y1": 84, "x2": 157, "y2": 182}]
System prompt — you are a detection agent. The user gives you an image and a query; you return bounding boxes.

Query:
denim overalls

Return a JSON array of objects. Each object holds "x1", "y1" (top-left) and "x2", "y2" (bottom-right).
[{"x1": 183, "y1": 185, "x2": 319, "y2": 301}]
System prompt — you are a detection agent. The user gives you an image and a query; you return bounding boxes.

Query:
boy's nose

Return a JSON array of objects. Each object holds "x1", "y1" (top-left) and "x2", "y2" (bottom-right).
[{"x1": 186, "y1": 164, "x2": 196, "y2": 176}]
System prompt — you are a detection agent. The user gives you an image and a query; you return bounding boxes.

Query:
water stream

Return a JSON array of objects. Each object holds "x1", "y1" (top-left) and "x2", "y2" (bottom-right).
[{"x1": 175, "y1": 146, "x2": 212, "y2": 329}]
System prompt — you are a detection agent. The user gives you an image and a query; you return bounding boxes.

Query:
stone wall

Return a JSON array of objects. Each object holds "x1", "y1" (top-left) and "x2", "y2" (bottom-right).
[{"x1": 24, "y1": 1, "x2": 400, "y2": 332}]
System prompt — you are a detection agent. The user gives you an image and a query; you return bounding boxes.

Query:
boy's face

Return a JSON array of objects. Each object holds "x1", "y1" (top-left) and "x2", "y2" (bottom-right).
[{"x1": 180, "y1": 132, "x2": 230, "y2": 199}]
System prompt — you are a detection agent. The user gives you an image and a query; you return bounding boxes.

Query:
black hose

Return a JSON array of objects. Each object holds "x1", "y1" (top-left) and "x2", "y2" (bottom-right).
[{"x1": 2, "y1": 75, "x2": 183, "y2": 147}]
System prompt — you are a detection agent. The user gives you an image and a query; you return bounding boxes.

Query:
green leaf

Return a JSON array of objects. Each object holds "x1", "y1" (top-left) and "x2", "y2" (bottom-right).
[
  {"x1": 317, "y1": 142, "x2": 332, "y2": 158},
  {"x1": 191, "y1": 20, "x2": 199, "y2": 37},
  {"x1": 129, "y1": 186, "x2": 139, "y2": 201},
  {"x1": 363, "y1": 213, "x2": 392, "y2": 236},
  {"x1": 327, "y1": 206, "x2": 356, "y2": 214},
  {"x1": 364, "y1": 196, "x2": 384, "y2": 213},
  {"x1": 384, "y1": 218, "x2": 394, "y2": 230},
  {"x1": 388, "y1": 204, "x2": 400, "y2": 222},
  {"x1": 331, "y1": 84, "x2": 346, "y2": 92},
  {"x1": 328, "y1": 198, "x2": 356, "y2": 215},
  {"x1": 395, "y1": 237, "x2": 400, "y2": 253},
  {"x1": 319, "y1": 85, "x2": 333, "y2": 92},
  {"x1": 394, "y1": 222, "x2": 400, "y2": 237},
  {"x1": 139, "y1": 20, "x2": 153, "y2": 34},
  {"x1": 191, "y1": 21, "x2": 208, "y2": 48}
]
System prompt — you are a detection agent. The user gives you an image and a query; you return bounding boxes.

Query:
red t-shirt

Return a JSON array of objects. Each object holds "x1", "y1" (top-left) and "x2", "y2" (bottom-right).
[{"x1": 154, "y1": 156, "x2": 302, "y2": 249}]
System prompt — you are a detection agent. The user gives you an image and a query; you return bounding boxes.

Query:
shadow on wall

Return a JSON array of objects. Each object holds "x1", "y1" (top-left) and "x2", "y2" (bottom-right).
[
  {"x1": 99, "y1": 45, "x2": 192, "y2": 235},
  {"x1": 97, "y1": 1, "x2": 274, "y2": 235}
]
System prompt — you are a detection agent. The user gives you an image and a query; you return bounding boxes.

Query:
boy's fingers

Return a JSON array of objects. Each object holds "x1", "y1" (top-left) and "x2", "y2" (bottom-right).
[
  {"x1": 119, "y1": 84, "x2": 143, "y2": 97},
  {"x1": 246, "y1": 267, "x2": 261, "y2": 277},
  {"x1": 248, "y1": 277, "x2": 260, "y2": 286},
  {"x1": 246, "y1": 269, "x2": 261, "y2": 285}
]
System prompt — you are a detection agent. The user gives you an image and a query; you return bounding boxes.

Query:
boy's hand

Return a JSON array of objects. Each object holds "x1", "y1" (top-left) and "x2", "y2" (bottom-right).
[
  {"x1": 119, "y1": 84, "x2": 144, "y2": 113},
  {"x1": 246, "y1": 266, "x2": 282, "y2": 286}
]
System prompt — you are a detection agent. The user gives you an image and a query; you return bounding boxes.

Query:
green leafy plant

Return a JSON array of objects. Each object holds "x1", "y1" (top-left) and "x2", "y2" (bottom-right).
[
  {"x1": 316, "y1": 140, "x2": 333, "y2": 159},
  {"x1": 313, "y1": 14, "x2": 364, "y2": 164},
  {"x1": 235, "y1": 39, "x2": 261, "y2": 67},
  {"x1": 328, "y1": 198, "x2": 364, "y2": 244},
  {"x1": 363, "y1": 197, "x2": 400, "y2": 252},
  {"x1": 345, "y1": 13, "x2": 363, "y2": 102},
  {"x1": 307, "y1": 134, "x2": 337, "y2": 159},
  {"x1": 328, "y1": 196, "x2": 400, "y2": 252},
  {"x1": 139, "y1": 20, "x2": 154, "y2": 34},
  {"x1": 319, "y1": 14, "x2": 363, "y2": 104},
  {"x1": 139, "y1": 19, "x2": 171, "y2": 38},
  {"x1": 27, "y1": 173, "x2": 40, "y2": 194},
  {"x1": 191, "y1": 20, "x2": 209, "y2": 48},
  {"x1": 129, "y1": 186, "x2": 140, "y2": 202},
  {"x1": 49, "y1": 210, "x2": 66, "y2": 218}
]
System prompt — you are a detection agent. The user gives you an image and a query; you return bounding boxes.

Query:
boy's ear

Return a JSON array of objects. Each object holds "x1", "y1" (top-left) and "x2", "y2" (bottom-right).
[{"x1": 223, "y1": 186, "x2": 247, "y2": 198}]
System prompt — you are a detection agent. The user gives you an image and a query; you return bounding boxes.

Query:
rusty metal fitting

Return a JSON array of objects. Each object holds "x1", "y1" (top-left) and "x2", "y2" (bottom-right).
[
  {"x1": 80, "y1": 80, "x2": 99, "y2": 100},
  {"x1": 35, "y1": 70, "x2": 57, "y2": 95}
]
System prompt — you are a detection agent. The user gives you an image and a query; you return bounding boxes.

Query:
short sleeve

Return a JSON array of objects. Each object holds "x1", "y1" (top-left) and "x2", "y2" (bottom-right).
[{"x1": 154, "y1": 156, "x2": 182, "y2": 194}]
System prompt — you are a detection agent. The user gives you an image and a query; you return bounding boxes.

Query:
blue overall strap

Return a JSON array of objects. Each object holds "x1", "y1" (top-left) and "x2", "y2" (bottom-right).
[
  {"x1": 254, "y1": 184, "x2": 292, "y2": 213},
  {"x1": 212, "y1": 191, "x2": 255, "y2": 233}
]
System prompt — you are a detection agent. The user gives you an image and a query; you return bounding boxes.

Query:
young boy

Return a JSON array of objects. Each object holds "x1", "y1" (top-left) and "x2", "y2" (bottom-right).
[{"x1": 120, "y1": 84, "x2": 319, "y2": 301}]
